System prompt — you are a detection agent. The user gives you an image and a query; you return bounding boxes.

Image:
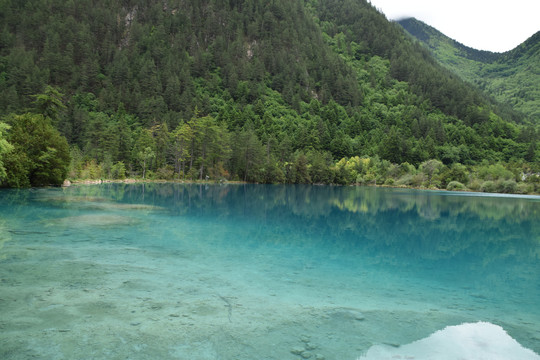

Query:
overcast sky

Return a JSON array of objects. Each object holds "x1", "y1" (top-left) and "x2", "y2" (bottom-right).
[{"x1": 367, "y1": 0, "x2": 540, "y2": 52}]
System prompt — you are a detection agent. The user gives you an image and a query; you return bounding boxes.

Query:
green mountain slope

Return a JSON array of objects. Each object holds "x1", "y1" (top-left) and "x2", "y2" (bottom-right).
[
  {"x1": 398, "y1": 17, "x2": 540, "y2": 122},
  {"x1": 0, "y1": 0, "x2": 538, "y2": 190}
]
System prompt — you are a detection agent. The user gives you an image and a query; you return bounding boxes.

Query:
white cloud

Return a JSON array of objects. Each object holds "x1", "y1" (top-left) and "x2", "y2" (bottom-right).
[{"x1": 368, "y1": 0, "x2": 540, "y2": 52}]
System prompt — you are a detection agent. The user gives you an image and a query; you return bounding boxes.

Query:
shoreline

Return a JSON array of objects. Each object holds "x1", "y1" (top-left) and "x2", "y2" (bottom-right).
[
  {"x1": 64, "y1": 178, "x2": 245, "y2": 186},
  {"x1": 62, "y1": 178, "x2": 540, "y2": 197}
]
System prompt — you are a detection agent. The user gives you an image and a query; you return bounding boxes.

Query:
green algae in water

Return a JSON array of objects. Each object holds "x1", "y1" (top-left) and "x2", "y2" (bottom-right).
[{"x1": 0, "y1": 184, "x2": 539, "y2": 359}]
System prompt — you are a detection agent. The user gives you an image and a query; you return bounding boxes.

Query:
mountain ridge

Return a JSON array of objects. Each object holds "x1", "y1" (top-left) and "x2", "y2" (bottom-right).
[
  {"x1": 396, "y1": 17, "x2": 500, "y2": 62},
  {"x1": 397, "y1": 17, "x2": 540, "y2": 122}
]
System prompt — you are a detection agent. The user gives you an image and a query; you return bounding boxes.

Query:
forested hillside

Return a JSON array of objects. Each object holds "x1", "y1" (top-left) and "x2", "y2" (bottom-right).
[
  {"x1": 398, "y1": 17, "x2": 540, "y2": 122},
  {"x1": 0, "y1": 0, "x2": 538, "y2": 192}
]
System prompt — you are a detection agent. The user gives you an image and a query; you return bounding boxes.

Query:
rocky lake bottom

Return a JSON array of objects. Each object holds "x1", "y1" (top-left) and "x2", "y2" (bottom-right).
[{"x1": 1, "y1": 184, "x2": 539, "y2": 359}]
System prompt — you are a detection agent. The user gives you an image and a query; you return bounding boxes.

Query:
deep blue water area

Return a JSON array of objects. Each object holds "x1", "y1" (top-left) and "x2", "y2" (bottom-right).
[{"x1": 0, "y1": 184, "x2": 539, "y2": 359}]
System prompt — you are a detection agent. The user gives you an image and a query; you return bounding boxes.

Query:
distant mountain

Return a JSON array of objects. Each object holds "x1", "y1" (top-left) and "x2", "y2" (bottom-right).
[{"x1": 398, "y1": 17, "x2": 540, "y2": 122}]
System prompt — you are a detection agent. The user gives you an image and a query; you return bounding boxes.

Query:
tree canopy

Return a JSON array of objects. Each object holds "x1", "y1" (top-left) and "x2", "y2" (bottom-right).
[
  {"x1": 2, "y1": 113, "x2": 70, "y2": 187},
  {"x1": 0, "y1": 122, "x2": 13, "y2": 181},
  {"x1": 0, "y1": 0, "x2": 537, "y2": 192}
]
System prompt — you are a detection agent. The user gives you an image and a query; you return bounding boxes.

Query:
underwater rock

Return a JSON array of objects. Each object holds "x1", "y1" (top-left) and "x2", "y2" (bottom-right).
[
  {"x1": 300, "y1": 335, "x2": 311, "y2": 343},
  {"x1": 358, "y1": 322, "x2": 540, "y2": 360},
  {"x1": 291, "y1": 346, "x2": 305, "y2": 355},
  {"x1": 327, "y1": 308, "x2": 365, "y2": 321},
  {"x1": 84, "y1": 202, "x2": 165, "y2": 211},
  {"x1": 8, "y1": 230, "x2": 49, "y2": 235},
  {"x1": 36, "y1": 194, "x2": 164, "y2": 212},
  {"x1": 35, "y1": 195, "x2": 111, "y2": 203},
  {"x1": 47, "y1": 214, "x2": 140, "y2": 228}
]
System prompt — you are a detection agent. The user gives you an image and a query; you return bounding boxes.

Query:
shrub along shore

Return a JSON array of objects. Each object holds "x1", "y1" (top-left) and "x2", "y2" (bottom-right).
[{"x1": 66, "y1": 155, "x2": 539, "y2": 195}]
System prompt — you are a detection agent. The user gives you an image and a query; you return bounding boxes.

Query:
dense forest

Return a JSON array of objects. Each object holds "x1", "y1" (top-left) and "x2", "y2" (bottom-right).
[
  {"x1": 398, "y1": 17, "x2": 540, "y2": 122},
  {"x1": 0, "y1": 0, "x2": 538, "y2": 193}
]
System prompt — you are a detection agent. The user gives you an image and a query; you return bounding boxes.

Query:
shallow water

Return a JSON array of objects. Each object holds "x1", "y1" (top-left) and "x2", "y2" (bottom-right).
[{"x1": 0, "y1": 184, "x2": 539, "y2": 359}]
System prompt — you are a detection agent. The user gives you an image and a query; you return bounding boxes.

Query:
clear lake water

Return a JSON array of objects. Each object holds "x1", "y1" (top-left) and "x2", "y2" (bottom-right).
[{"x1": 0, "y1": 183, "x2": 539, "y2": 359}]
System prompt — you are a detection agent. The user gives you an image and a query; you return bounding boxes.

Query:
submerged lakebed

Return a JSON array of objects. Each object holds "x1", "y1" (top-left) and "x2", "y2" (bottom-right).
[{"x1": 0, "y1": 184, "x2": 539, "y2": 359}]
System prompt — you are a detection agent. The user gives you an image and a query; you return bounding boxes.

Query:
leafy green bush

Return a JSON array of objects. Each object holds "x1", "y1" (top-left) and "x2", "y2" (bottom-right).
[
  {"x1": 79, "y1": 160, "x2": 102, "y2": 180},
  {"x1": 395, "y1": 174, "x2": 414, "y2": 186},
  {"x1": 480, "y1": 180, "x2": 496, "y2": 193},
  {"x1": 145, "y1": 170, "x2": 156, "y2": 180},
  {"x1": 497, "y1": 180, "x2": 517, "y2": 193},
  {"x1": 110, "y1": 162, "x2": 126, "y2": 180},
  {"x1": 446, "y1": 181, "x2": 467, "y2": 191},
  {"x1": 516, "y1": 182, "x2": 533, "y2": 194},
  {"x1": 478, "y1": 163, "x2": 514, "y2": 181},
  {"x1": 155, "y1": 166, "x2": 175, "y2": 180},
  {"x1": 396, "y1": 174, "x2": 424, "y2": 187},
  {"x1": 467, "y1": 179, "x2": 482, "y2": 192},
  {"x1": 3, "y1": 113, "x2": 70, "y2": 187}
]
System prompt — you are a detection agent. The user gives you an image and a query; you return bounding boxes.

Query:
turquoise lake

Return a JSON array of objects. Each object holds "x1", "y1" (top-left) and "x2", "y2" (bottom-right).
[{"x1": 0, "y1": 184, "x2": 539, "y2": 359}]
